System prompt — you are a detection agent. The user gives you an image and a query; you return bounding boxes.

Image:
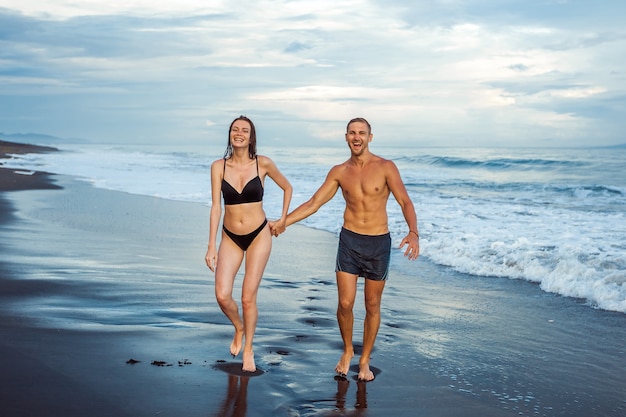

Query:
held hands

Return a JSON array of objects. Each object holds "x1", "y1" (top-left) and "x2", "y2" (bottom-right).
[
  {"x1": 399, "y1": 232, "x2": 420, "y2": 261},
  {"x1": 268, "y1": 218, "x2": 286, "y2": 237}
]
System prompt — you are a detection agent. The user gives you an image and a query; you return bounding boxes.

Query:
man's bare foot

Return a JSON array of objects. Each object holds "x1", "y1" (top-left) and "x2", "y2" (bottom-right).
[
  {"x1": 358, "y1": 362, "x2": 375, "y2": 381},
  {"x1": 242, "y1": 350, "x2": 256, "y2": 372},
  {"x1": 334, "y1": 351, "x2": 354, "y2": 377},
  {"x1": 230, "y1": 328, "x2": 244, "y2": 357}
]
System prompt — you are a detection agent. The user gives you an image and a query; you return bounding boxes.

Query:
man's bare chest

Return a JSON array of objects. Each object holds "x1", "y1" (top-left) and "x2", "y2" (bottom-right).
[{"x1": 339, "y1": 177, "x2": 388, "y2": 198}]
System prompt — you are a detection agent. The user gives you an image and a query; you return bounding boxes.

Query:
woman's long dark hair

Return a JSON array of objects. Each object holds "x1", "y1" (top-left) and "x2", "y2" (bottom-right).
[{"x1": 223, "y1": 115, "x2": 257, "y2": 159}]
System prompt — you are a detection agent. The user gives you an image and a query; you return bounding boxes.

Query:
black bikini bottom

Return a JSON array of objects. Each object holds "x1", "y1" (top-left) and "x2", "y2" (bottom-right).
[{"x1": 223, "y1": 219, "x2": 268, "y2": 251}]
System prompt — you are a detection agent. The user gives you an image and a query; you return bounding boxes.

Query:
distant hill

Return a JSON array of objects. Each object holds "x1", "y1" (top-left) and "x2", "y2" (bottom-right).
[
  {"x1": 0, "y1": 132, "x2": 63, "y2": 144},
  {"x1": 0, "y1": 132, "x2": 83, "y2": 145}
]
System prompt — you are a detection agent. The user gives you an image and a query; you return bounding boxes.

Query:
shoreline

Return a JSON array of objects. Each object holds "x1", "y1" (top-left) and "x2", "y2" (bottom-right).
[{"x1": 1, "y1": 141, "x2": 624, "y2": 417}]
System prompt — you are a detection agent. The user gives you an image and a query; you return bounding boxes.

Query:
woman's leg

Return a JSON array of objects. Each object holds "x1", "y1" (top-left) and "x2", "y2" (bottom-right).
[
  {"x1": 215, "y1": 235, "x2": 245, "y2": 357},
  {"x1": 239, "y1": 225, "x2": 272, "y2": 371}
]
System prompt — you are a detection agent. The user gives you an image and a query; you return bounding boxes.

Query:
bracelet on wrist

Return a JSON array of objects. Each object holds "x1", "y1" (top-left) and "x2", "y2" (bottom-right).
[{"x1": 409, "y1": 230, "x2": 419, "y2": 238}]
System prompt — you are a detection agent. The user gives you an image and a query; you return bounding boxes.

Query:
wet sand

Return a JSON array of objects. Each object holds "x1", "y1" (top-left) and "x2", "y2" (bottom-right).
[{"x1": 1, "y1": 142, "x2": 624, "y2": 417}]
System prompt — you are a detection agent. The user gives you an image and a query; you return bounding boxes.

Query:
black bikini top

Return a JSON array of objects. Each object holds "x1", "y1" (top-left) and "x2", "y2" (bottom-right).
[{"x1": 221, "y1": 158, "x2": 264, "y2": 205}]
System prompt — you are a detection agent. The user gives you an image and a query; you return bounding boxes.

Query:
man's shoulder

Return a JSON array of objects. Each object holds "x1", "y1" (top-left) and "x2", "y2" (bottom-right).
[
  {"x1": 330, "y1": 159, "x2": 351, "y2": 171},
  {"x1": 366, "y1": 156, "x2": 401, "y2": 181},
  {"x1": 366, "y1": 154, "x2": 396, "y2": 171},
  {"x1": 368, "y1": 152, "x2": 394, "y2": 163},
  {"x1": 373, "y1": 155, "x2": 399, "y2": 170}
]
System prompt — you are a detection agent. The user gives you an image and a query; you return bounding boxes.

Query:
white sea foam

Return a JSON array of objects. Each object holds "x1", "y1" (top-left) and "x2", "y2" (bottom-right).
[{"x1": 4, "y1": 143, "x2": 625, "y2": 313}]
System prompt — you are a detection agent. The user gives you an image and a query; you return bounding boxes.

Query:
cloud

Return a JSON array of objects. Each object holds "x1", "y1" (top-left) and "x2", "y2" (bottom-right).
[
  {"x1": 0, "y1": 1, "x2": 226, "y2": 19},
  {"x1": 0, "y1": 0, "x2": 624, "y2": 147}
]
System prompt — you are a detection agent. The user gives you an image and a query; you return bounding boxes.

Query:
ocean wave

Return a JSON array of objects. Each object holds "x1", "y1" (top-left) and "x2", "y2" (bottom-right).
[
  {"x1": 3, "y1": 143, "x2": 625, "y2": 314},
  {"x1": 416, "y1": 232, "x2": 626, "y2": 313},
  {"x1": 395, "y1": 153, "x2": 589, "y2": 170}
]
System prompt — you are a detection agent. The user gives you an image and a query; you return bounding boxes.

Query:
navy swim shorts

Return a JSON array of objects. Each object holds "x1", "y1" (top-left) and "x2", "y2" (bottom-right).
[{"x1": 335, "y1": 227, "x2": 391, "y2": 281}]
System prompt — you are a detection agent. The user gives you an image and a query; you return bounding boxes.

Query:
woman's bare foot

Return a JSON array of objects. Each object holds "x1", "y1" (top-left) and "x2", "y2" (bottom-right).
[
  {"x1": 242, "y1": 350, "x2": 256, "y2": 372},
  {"x1": 230, "y1": 328, "x2": 244, "y2": 357},
  {"x1": 358, "y1": 362, "x2": 375, "y2": 381},
  {"x1": 334, "y1": 351, "x2": 354, "y2": 377}
]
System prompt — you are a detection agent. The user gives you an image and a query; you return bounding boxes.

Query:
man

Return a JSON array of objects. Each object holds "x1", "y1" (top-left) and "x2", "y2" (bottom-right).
[{"x1": 274, "y1": 117, "x2": 419, "y2": 381}]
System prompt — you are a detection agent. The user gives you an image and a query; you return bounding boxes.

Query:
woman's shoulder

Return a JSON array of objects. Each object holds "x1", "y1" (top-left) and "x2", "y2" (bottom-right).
[
  {"x1": 211, "y1": 158, "x2": 226, "y2": 170},
  {"x1": 256, "y1": 154, "x2": 274, "y2": 166}
]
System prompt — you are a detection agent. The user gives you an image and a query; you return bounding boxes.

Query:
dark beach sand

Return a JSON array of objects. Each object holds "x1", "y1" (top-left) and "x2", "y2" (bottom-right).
[
  {"x1": 0, "y1": 140, "x2": 60, "y2": 193},
  {"x1": 1, "y1": 142, "x2": 625, "y2": 417}
]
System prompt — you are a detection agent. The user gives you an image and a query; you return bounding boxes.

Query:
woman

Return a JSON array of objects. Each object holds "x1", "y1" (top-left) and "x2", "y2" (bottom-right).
[{"x1": 205, "y1": 115, "x2": 292, "y2": 372}]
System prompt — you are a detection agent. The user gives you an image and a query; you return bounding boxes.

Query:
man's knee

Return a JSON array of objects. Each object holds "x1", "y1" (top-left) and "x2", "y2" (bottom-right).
[
  {"x1": 363, "y1": 291, "x2": 382, "y2": 313},
  {"x1": 338, "y1": 298, "x2": 354, "y2": 312},
  {"x1": 364, "y1": 299, "x2": 381, "y2": 315}
]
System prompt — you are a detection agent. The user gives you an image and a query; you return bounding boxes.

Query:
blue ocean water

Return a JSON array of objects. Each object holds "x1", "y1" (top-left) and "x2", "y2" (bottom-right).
[{"x1": 4, "y1": 143, "x2": 625, "y2": 313}]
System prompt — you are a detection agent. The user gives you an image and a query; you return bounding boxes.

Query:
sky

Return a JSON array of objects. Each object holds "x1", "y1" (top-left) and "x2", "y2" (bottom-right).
[{"x1": 0, "y1": 0, "x2": 625, "y2": 148}]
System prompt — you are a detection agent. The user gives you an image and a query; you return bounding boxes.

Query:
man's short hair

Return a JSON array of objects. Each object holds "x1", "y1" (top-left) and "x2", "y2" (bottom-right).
[{"x1": 346, "y1": 117, "x2": 371, "y2": 134}]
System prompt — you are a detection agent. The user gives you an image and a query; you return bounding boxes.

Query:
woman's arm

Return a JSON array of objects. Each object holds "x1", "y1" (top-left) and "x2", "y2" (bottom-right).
[
  {"x1": 260, "y1": 156, "x2": 292, "y2": 235},
  {"x1": 205, "y1": 159, "x2": 224, "y2": 271}
]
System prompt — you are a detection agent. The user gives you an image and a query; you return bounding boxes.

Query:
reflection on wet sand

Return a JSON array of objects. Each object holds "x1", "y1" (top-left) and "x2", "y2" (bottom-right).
[
  {"x1": 212, "y1": 361, "x2": 264, "y2": 417},
  {"x1": 332, "y1": 375, "x2": 368, "y2": 415},
  {"x1": 214, "y1": 374, "x2": 249, "y2": 417}
]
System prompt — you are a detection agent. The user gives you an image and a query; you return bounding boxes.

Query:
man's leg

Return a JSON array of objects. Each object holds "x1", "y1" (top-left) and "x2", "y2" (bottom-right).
[
  {"x1": 335, "y1": 271, "x2": 358, "y2": 376},
  {"x1": 358, "y1": 278, "x2": 386, "y2": 381}
]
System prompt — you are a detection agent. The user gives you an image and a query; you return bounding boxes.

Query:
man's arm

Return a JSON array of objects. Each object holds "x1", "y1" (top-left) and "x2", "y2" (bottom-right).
[
  {"x1": 386, "y1": 161, "x2": 420, "y2": 260},
  {"x1": 285, "y1": 166, "x2": 341, "y2": 227}
]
